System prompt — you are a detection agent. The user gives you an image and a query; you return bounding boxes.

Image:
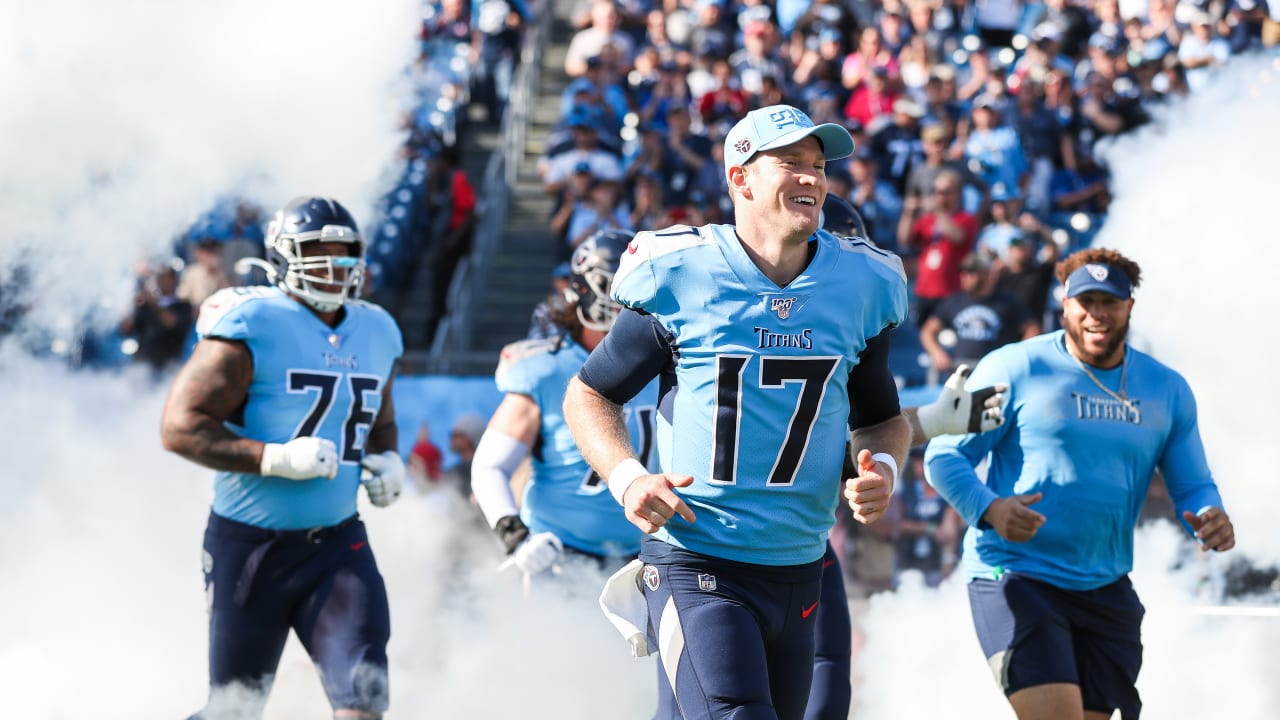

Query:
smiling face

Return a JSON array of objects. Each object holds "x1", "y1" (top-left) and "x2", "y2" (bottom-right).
[
  {"x1": 735, "y1": 136, "x2": 828, "y2": 241},
  {"x1": 1062, "y1": 290, "x2": 1133, "y2": 367}
]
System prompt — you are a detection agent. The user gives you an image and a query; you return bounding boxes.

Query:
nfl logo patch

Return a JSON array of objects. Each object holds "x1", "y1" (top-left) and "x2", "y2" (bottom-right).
[
  {"x1": 734, "y1": 138, "x2": 752, "y2": 154},
  {"x1": 698, "y1": 573, "x2": 717, "y2": 592},
  {"x1": 643, "y1": 565, "x2": 661, "y2": 591},
  {"x1": 770, "y1": 296, "x2": 797, "y2": 319},
  {"x1": 1086, "y1": 263, "x2": 1109, "y2": 281}
]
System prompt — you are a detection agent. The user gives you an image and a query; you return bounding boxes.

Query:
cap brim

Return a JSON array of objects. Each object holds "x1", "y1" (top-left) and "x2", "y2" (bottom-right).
[
  {"x1": 1066, "y1": 280, "x2": 1130, "y2": 299},
  {"x1": 755, "y1": 123, "x2": 855, "y2": 162}
]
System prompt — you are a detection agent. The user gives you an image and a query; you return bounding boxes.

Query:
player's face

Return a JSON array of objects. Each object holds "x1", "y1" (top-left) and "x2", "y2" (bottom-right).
[
  {"x1": 1062, "y1": 290, "x2": 1133, "y2": 367},
  {"x1": 300, "y1": 240, "x2": 356, "y2": 293},
  {"x1": 746, "y1": 137, "x2": 827, "y2": 239}
]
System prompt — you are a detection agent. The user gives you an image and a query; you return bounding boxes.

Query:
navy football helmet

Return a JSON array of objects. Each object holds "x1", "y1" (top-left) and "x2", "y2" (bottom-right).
[
  {"x1": 819, "y1": 194, "x2": 869, "y2": 241},
  {"x1": 263, "y1": 196, "x2": 365, "y2": 312},
  {"x1": 567, "y1": 229, "x2": 632, "y2": 332}
]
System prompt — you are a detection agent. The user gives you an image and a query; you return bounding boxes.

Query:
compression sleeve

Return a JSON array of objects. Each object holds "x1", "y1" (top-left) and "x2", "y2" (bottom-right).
[
  {"x1": 578, "y1": 307, "x2": 673, "y2": 406},
  {"x1": 847, "y1": 327, "x2": 902, "y2": 429}
]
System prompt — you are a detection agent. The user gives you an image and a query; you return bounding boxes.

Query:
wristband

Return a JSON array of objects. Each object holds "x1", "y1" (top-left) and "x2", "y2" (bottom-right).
[
  {"x1": 608, "y1": 458, "x2": 648, "y2": 506},
  {"x1": 871, "y1": 452, "x2": 898, "y2": 486}
]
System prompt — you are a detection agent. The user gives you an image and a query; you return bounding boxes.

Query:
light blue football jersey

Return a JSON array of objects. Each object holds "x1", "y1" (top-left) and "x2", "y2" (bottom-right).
[
  {"x1": 612, "y1": 224, "x2": 908, "y2": 565},
  {"x1": 196, "y1": 286, "x2": 404, "y2": 530},
  {"x1": 925, "y1": 331, "x2": 1226, "y2": 590},
  {"x1": 496, "y1": 335, "x2": 658, "y2": 557}
]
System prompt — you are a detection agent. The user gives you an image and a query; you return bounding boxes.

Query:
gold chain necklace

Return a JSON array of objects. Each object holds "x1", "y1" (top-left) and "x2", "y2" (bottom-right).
[{"x1": 1074, "y1": 347, "x2": 1138, "y2": 415}]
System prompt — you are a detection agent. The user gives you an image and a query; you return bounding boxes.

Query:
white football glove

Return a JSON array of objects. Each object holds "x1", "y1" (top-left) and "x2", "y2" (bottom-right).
[
  {"x1": 360, "y1": 450, "x2": 406, "y2": 508},
  {"x1": 260, "y1": 437, "x2": 339, "y2": 480},
  {"x1": 512, "y1": 532, "x2": 564, "y2": 575},
  {"x1": 916, "y1": 364, "x2": 1009, "y2": 439}
]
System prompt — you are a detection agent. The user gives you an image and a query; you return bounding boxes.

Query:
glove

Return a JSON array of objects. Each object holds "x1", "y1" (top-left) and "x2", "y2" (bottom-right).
[
  {"x1": 260, "y1": 437, "x2": 338, "y2": 480},
  {"x1": 512, "y1": 532, "x2": 564, "y2": 575},
  {"x1": 494, "y1": 515, "x2": 563, "y2": 575},
  {"x1": 360, "y1": 450, "x2": 406, "y2": 507},
  {"x1": 916, "y1": 364, "x2": 1009, "y2": 439}
]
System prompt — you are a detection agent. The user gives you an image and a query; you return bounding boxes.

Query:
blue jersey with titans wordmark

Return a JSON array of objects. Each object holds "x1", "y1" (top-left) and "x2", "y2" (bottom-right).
[
  {"x1": 197, "y1": 286, "x2": 403, "y2": 530},
  {"x1": 925, "y1": 331, "x2": 1226, "y2": 590},
  {"x1": 612, "y1": 224, "x2": 908, "y2": 565},
  {"x1": 496, "y1": 334, "x2": 658, "y2": 557}
]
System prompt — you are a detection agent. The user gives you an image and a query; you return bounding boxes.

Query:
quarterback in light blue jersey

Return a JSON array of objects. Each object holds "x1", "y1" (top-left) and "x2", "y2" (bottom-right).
[
  {"x1": 565, "y1": 105, "x2": 914, "y2": 720},
  {"x1": 471, "y1": 230, "x2": 658, "y2": 574},
  {"x1": 926, "y1": 247, "x2": 1234, "y2": 720},
  {"x1": 162, "y1": 197, "x2": 404, "y2": 720}
]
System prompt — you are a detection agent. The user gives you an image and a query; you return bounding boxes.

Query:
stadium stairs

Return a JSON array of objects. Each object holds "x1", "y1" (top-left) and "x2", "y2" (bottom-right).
[{"x1": 402, "y1": 0, "x2": 572, "y2": 376}]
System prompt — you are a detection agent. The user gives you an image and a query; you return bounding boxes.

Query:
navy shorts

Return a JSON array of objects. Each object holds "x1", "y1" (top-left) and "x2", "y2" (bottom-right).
[
  {"x1": 641, "y1": 537, "x2": 823, "y2": 720},
  {"x1": 200, "y1": 512, "x2": 391, "y2": 714},
  {"x1": 969, "y1": 573, "x2": 1145, "y2": 719}
]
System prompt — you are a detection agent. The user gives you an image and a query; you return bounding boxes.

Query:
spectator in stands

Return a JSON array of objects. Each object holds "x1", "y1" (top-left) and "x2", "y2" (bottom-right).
[
  {"x1": 965, "y1": 94, "x2": 1029, "y2": 199},
  {"x1": 1011, "y1": 79, "x2": 1065, "y2": 216},
  {"x1": 904, "y1": 122, "x2": 988, "y2": 220},
  {"x1": 689, "y1": 0, "x2": 735, "y2": 60},
  {"x1": 956, "y1": 41, "x2": 995, "y2": 102},
  {"x1": 730, "y1": 20, "x2": 787, "y2": 96},
  {"x1": 120, "y1": 261, "x2": 193, "y2": 374},
  {"x1": 442, "y1": 413, "x2": 488, "y2": 501},
  {"x1": 561, "y1": 56, "x2": 630, "y2": 134},
  {"x1": 842, "y1": 26, "x2": 900, "y2": 92},
  {"x1": 902, "y1": 169, "x2": 980, "y2": 322},
  {"x1": 695, "y1": 56, "x2": 751, "y2": 126},
  {"x1": 919, "y1": 252, "x2": 1039, "y2": 373},
  {"x1": 893, "y1": 447, "x2": 962, "y2": 587},
  {"x1": 975, "y1": 183, "x2": 1026, "y2": 262},
  {"x1": 427, "y1": 145, "x2": 478, "y2": 345},
  {"x1": 540, "y1": 110, "x2": 624, "y2": 196},
  {"x1": 565, "y1": 0, "x2": 636, "y2": 77},
  {"x1": 848, "y1": 149, "x2": 904, "y2": 250},
  {"x1": 471, "y1": 0, "x2": 526, "y2": 123},
  {"x1": 878, "y1": 5, "x2": 911, "y2": 55},
  {"x1": 973, "y1": 0, "x2": 1023, "y2": 48},
  {"x1": 1178, "y1": 12, "x2": 1231, "y2": 93},
  {"x1": 993, "y1": 229, "x2": 1059, "y2": 331},
  {"x1": 554, "y1": 173, "x2": 633, "y2": 258},
  {"x1": 906, "y1": 0, "x2": 951, "y2": 58},
  {"x1": 408, "y1": 421, "x2": 445, "y2": 493},
  {"x1": 638, "y1": 59, "x2": 693, "y2": 131},
  {"x1": 1049, "y1": 144, "x2": 1110, "y2": 216},
  {"x1": 422, "y1": 0, "x2": 472, "y2": 43},
  {"x1": 662, "y1": 105, "x2": 712, "y2": 205},
  {"x1": 921, "y1": 65, "x2": 964, "y2": 129},
  {"x1": 844, "y1": 65, "x2": 900, "y2": 130},
  {"x1": 870, "y1": 97, "x2": 926, "y2": 194},
  {"x1": 176, "y1": 239, "x2": 232, "y2": 314}
]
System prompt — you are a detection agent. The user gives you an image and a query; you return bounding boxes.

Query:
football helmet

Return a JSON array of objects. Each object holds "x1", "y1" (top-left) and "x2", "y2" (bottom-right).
[
  {"x1": 819, "y1": 194, "x2": 869, "y2": 241},
  {"x1": 567, "y1": 229, "x2": 632, "y2": 332},
  {"x1": 263, "y1": 196, "x2": 365, "y2": 312}
]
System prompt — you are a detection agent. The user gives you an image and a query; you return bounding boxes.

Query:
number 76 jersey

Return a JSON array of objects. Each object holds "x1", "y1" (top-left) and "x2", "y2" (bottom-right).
[
  {"x1": 196, "y1": 286, "x2": 404, "y2": 530},
  {"x1": 613, "y1": 225, "x2": 907, "y2": 566}
]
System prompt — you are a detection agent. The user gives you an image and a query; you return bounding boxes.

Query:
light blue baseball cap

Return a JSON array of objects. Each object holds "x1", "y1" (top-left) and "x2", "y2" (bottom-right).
[{"x1": 722, "y1": 105, "x2": 855, "y2": 178}]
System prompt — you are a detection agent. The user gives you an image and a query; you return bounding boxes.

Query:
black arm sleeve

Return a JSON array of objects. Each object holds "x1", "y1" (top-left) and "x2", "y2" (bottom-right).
[
  {"x1": 577, "y1": 307, "x2": 675, "y2": 405},
  {"x1": 847, "y1": 327, "x2": 902, "y2": 429}
]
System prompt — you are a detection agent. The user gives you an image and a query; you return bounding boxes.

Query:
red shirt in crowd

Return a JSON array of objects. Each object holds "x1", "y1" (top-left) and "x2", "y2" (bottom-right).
[
  {"x1": 908, "y1": 211, "x2": 979, "y2": 300},
  {"x1": 449, "y1": 169, "x2": 476, "y2": 232}
]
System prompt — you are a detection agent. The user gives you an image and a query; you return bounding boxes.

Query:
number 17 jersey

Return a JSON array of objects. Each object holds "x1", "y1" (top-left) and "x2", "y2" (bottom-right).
[{"x1": 612, "y1": 224, "x2": 907, "y2": 566}]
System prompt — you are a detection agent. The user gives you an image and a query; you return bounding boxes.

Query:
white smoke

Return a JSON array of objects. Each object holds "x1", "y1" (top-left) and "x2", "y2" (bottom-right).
[{"x1": 856, "y1": 54, "x2": 1280, "y2": 719}]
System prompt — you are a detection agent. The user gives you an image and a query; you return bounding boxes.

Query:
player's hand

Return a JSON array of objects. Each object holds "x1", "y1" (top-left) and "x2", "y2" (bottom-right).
[
  {"x1": 982, "y1": 493, "x2": 1046, "y2": 542},
  {"x1": 260, "y1": 437, "x2": 339, "y2": 480},
  {"x1": 360, "y1": 450, "x2": 406, "y2": 507},
  {"x1": 916, "y1": 364, "x2": 1009, "y2": 438},
  {"x1": 845, "y1": 449, "x2": 894, "y2": 525},
  {"x1": 622, "y1": 474, "x2": 697, "y2": 534},
  {"x1": 1184, "y1": 507, "x2": 1235, "y2": 552},
  {"x1": 512, "y1": 532, "x2": 564, "y2": 575}
]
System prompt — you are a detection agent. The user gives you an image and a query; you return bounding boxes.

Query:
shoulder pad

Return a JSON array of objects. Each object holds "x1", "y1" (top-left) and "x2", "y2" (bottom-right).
[
  {"x1": 196, "y1": 286, "x2": 275, "y2": 337},
  {"x1": 495, "y1": 336, "x2": 563, "y2": 382}
]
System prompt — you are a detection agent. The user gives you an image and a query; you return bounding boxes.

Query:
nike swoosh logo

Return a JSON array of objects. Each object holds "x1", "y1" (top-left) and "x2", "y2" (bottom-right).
[
  {"x1": 349, "y1": 541, "x2": 367, "y2": 551},
  {"x1": 822, "y1": 559, "x2": 835, "y2": 569},
  {"x1": 801, "y1": 601, "x2": 819, "y2": 619}
]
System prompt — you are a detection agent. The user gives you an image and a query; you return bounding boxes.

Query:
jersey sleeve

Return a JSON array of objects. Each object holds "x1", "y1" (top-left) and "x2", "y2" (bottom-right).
[
  {"x1": 611, "y1": 226, "x2": 704, "y2": 313},
  {"x1": 1156, "y1": 372, "x2": 1225, "y2": 534},
  {"x1": 578, "y1": 308, "x2": 674, "y2": 405},
  {"x1": 923, "y1": 348, "x2": 1017, "y2": 529}
]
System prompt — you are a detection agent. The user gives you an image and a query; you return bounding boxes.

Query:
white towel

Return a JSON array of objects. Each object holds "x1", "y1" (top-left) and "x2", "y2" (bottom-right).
[{"x1": 598, "y1": 558, "x2": 654, "y2": 657}]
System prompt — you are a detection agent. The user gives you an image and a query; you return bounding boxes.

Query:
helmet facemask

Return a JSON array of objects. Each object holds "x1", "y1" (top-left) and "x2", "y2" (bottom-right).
[{"x1": 266, "y1": 219, "x2": 365, "y2": 313}]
